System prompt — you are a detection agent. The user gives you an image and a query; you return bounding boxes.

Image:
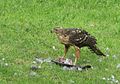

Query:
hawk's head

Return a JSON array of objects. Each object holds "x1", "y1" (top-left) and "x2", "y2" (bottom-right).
[
  {"x1": 51, "y1": 27, "x2": 70, "y2": 44},
  {"x1": 51, "y1": 27, "x2": 64, "y2": 36}
]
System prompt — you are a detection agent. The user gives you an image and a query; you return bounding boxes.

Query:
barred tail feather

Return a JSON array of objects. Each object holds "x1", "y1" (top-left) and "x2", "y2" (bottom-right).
[{"x1": 88, "y1": 45, "x2": 106, "y2": 56}]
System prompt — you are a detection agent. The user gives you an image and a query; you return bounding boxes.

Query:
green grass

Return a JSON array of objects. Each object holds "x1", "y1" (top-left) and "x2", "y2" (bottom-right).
[{"x1": 0, "y1": 0, "x2": 120, "y2": 84}]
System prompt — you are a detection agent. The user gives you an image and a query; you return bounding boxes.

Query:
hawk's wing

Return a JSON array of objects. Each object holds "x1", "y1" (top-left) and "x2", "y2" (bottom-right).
[{"x1": 68, "y1": 28, "x2": 89, "y2": 45}]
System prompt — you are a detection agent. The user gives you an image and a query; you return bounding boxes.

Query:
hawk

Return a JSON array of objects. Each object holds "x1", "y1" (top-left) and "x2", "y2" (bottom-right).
[{"x1": 51, "y1": 27, "x2": 106, "y2": 65}]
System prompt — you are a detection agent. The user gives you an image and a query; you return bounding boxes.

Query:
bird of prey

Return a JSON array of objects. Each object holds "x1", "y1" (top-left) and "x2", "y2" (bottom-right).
[{"x1": 51, "y1": 27, "x2": 106, "y2": 65}]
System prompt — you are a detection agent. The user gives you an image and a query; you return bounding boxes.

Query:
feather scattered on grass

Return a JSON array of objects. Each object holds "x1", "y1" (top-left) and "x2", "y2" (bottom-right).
[
  {"x1": 98, "y1": 58, "x2": 102, "y2": 62},
  {"x1": 102, "y1": 75, "x2": 119, "y2": 83},
  {"x1": 29, "y1": 71, "x2": 37, "y2": 76},
  {"x1": 35, "y1": 58, "x2": 44, "y2": 64},
  {"x1": 30, "y1": 65, "x2": 40, "y2": 71},
  {"x1": 105, "y1": 47, "x2": 110, "y2": 57},
  {"x1": 2, "y1": 58, "x2": 5, "y2": 61},
  {"x1": 112, "y1": 55, "x2": 117, "y2": 59},
  {"x1": 32, "y1": 61, "x2": 37, "y2": 64},
  {"x1": 52, "y1": 46, "x2": 57, "y2": 51},
  {"x1": 102, "y1": 77, "x2": 106, "y2": 80},
  {"x1": 44, "y1": 57, "x2": 52, "y2": 63},
  {"x1": 116, "y1": 64, "x2": 120, "y2": 69},
  {"x1": 4, "y1": 63, "x2": 8, "y2": 67}
]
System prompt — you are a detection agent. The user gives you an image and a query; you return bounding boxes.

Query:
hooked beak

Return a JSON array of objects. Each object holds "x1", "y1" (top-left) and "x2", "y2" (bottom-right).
[
  {"x1": 50, "y1": 28, "x2": 57, "y2": 33},
  {"x1": 50, "y1": 27, "x2": 62, "y2": 33}
]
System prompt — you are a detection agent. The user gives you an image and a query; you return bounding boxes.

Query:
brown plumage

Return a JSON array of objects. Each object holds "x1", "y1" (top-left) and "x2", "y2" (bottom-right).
[{"x1": 51, "y1": 27, "x2": 106, "y2": 65}]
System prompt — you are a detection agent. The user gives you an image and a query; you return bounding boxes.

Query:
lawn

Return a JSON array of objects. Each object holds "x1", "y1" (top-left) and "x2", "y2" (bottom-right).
[{"x1": 0, "y1": 0, "x2": 120, "y2": 84}]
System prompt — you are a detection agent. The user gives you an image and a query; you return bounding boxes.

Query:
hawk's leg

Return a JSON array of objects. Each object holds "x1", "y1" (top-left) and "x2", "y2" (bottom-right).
[
  {"x1": 74, "y1": 46, "x2": 80, "y2": 65},
  {"x1": 59, "y1": 45, "x2": 70, "y2": 63},
  {"x1": 63, "y1": 45, "x2": 70, "y2": 58}
]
